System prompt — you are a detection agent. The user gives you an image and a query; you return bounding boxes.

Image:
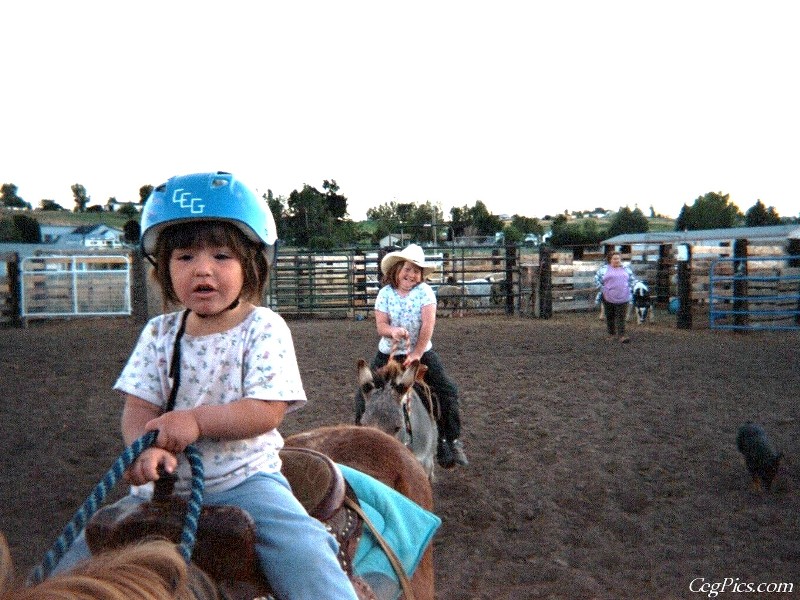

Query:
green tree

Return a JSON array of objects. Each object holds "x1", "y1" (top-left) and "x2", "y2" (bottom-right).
[
  {"x1": 367, "y1": 200, "x2": 444, "y2": 245},
  {"x1": 367, "y1": 201, "x2": 405, "y2": 243},
  {"x1": 322, "y1": 180, "x2": 347, "y2": 220},
  {"x1": 449, "y1": 206, "x2": 468, "y2": 238},
  {"x1": 139, "y1": 185, "x2": 154, "y2": 204},
  {"x1": 284, "y1": 181, "x2": 353, "y2": 248},
  {"x1": 468, "y1": 200, "x2": 503, "y2": 236},
  {"x1": 72, "y1": 183, "x2": 90, "y2": 213},
  {"x1": 1, "y1": 183, "x2": 30, "y2": 209},
  {"x1": 744, "y1": 200, "x2": 781, "y2": 226},
  {"x1": 501, "y1": 223, "x2": 524, "y2": 244},
  {"x1": 675, "y1": 192, "x2": 742, "y2": 231},
  {"x1": 511, "y1": 215, "x2": 544, "y2": 238},
  {"x1": 286, "y1": 184, "x2": 327, "y2": 246},
  {"x1": 118, "y1": 203, "x2": 139, "y2": 218},
  {"x1": 123, "y1": 219, "x2": 141, "y2": 244},
  {"x1": 12, "y1": 214, "x2": 41, "y2": 242},
  {"x1": 549, "y1": 217, "x2": 606, "y2": 247},
  {"x1": 675, "y1": 204, "x2": 690, "y2": 231},
  {"x1": 0, "y1": 219, "x2": 16, "y2": 241},
  {"x1": 264, "y1": 190, "x2": 288, "y2": 240},
  {"x1": 39, "y1": 199, "x2": 66, "y2": 211},
  {"x1": 606, "y1": 206, "x2": 649, "y2": 238},
  {"x1": 406, "y1": 201, "x2": 442, "y2": 244},
  {"x1": 449, "y1": 200, "x2": 502, "y2": 238}
]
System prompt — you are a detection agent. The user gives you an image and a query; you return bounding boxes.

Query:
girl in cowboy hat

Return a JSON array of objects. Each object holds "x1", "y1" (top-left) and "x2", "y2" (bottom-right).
[{"x1": 356, "y1": 243, "x2": 468, "y2": 468}]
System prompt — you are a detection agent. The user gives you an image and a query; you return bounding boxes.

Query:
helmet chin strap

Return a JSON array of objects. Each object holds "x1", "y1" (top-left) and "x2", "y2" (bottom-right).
[{"x1": 195, "y1": 297, "x2": 240, "y2": 319}]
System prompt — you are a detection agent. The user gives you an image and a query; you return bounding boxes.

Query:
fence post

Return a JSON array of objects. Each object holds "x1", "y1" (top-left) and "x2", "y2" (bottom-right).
[
  {"x1": 352, "y1": 251, "x2": 367, "y2": 317},
  {"x1": 538, "y1": 246, "x2": 553, "y2": 319},
  {"x1": 656, "y1": 244, "x2": 672, "y2": 304},
  {"x1": 131, "y1": 250, "x2": 150, "y2": 325},
  {"x1": 7, "y1": 254, "x2": 22, "y2": 327},
  {"x1": 676, "y1": 244, "x2": 692, "y2": 329},
  {"x1": 504, "y1": 243, "x2": 516, "y2": 315},
  {"x1": 733, "y1": 239, "x2": 748, "y2": 330}
]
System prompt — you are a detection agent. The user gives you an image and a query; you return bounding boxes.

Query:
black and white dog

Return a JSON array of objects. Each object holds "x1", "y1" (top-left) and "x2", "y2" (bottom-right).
[{"x1": 631, "y1": 281, "x2": 653, "y2": 323}]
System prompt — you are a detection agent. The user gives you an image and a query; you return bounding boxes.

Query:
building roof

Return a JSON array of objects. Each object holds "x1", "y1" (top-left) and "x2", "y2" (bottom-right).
[{"x1": 602, "y1": 224, "x2": 799, "y2": 245}]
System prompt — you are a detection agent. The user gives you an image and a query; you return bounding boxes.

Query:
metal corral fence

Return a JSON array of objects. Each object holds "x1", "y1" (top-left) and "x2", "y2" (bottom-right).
[
  {"x1": 6, "y1": 242, "x2": 798, "y2": 330},
  {"x1": 709, "y1": 254, "x2": 800, "y2": 331},
  {"x1": 265, "y1": 244, "x2": 536, "y2": 318},
  {"x1": 20, "y1": 255, "x2": 132, "y2": 319}
]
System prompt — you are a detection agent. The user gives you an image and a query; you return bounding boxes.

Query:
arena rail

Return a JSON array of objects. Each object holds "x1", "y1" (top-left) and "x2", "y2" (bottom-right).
[{"x1": 709, "y1": 254, "x2": 800, "y2": 331}]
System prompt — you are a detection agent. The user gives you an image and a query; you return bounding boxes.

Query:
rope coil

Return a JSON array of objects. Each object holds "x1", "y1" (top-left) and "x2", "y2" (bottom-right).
[{"x1": 29, "y1": 431, "x2": 204, "y2": 584}]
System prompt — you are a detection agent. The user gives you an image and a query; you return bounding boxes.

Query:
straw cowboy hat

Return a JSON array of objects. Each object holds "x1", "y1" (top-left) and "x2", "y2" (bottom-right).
[{"x1": 381, "y1": 243, "x2": 437, "y2": 277}]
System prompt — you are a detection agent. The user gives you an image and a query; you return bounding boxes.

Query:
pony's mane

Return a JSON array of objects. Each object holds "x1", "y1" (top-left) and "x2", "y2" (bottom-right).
[
  {"x1": 379, "y1": 360, "x2": 403, "y2": 380},
  {"x1": 0, "y1": 534, "x2": 202, "y2": 600}
]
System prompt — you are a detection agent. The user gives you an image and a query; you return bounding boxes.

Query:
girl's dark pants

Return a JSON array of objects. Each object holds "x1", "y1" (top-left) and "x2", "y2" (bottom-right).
[
  {"x1": 354, "y1": 349, "x2": 462, "y2": 443},
  {"x1": 602, "y1": 298, "x2": 627, "y2": 336}
]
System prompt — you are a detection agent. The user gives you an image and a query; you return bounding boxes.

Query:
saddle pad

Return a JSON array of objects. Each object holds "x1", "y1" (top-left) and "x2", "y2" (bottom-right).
[{"x1": 338, "y1": 464, "x2": 441, "y2": 587}]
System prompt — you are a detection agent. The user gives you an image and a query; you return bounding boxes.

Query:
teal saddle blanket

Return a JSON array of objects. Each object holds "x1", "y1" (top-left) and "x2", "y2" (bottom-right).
[{"x1": 338, "y1": 464, "x2": 441, "y2": 587}]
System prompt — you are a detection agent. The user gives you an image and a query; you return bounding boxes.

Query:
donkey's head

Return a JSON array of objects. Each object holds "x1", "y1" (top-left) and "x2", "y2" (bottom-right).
[{"x1": 358, "y1": 359, "x2": 423, "y2": 437}]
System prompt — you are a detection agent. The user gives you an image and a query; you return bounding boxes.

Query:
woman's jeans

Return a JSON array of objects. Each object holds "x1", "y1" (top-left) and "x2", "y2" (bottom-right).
[{"x1": 602, "y1": 298, "x2": 628, "y2": 336}]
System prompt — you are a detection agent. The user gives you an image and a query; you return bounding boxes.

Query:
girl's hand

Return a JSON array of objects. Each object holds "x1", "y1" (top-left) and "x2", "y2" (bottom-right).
[
  {"x1": 145, "y1": 410, "x2": 201, "y2": 454},
  {"x1": 391, "y1": 326, "x2": 409, "y2": 342},
  {"x1": 124, "y1": 447, "x2": 177, "y2": 486},
  {"x1": 402, "y1": 351, "x2": 422, "y2": 367}
]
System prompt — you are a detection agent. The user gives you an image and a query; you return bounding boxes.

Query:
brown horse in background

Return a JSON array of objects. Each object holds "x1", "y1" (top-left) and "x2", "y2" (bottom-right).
[{"x1": 285, "y1": 425, "x2": 435, "y2": 600}]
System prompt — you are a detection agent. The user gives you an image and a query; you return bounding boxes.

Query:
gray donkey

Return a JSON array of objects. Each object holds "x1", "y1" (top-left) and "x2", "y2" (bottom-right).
[{"x1": 358, "y1": 358, "x2": 438, "y2": 481}]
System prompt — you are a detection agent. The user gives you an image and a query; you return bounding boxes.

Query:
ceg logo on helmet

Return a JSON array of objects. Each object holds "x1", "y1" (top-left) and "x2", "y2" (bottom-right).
[{"x1": 172, "y1": 189, "x2": 205, "y2": 214}]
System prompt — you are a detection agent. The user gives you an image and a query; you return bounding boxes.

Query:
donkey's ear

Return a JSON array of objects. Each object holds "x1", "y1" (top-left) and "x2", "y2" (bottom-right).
[
  {"x1": 415, "y1": 363, "x2": 428, "y2": 384},
  {"x1": 357, "y1": 359, "x2": 374, "y2": 387},
  {"x1": 399, "y1": 359, "x2": 421, "y2": 388}
]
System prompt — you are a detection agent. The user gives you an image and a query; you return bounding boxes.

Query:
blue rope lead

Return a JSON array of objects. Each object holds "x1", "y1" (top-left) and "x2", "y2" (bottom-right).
[
  {"x1": 29, "y1": 432, "x2": 204, "y2": 584},
  {"x1": 179, "y1": 444, "x2": 204, "y2": 563}
]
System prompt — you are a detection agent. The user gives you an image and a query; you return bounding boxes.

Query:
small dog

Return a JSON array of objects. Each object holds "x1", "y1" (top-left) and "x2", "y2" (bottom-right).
[
  {"x1": 631, "y1": 281, "x2": 654, "y2": 323},
  {"x1": 736, "y1": 422, "x2": 783, "y2": 491}
]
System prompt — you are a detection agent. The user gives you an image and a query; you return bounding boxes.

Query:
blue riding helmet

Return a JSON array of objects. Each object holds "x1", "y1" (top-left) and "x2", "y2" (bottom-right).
[{"x1": 140, "y1": 171, "x2": 278, "y2": 265}]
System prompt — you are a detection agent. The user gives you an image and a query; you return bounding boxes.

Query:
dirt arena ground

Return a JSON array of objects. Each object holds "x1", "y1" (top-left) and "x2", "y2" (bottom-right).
[{"x1": 1, "y1": 311, "x2": 798, "y2": 599}]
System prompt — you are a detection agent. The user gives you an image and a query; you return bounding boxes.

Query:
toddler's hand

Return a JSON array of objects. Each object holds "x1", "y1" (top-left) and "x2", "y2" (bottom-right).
[
  {"x1": 145, "y1": 410, "x2": 201, "y2": 454},
  {"x1": 124, "y1": 447, "x2": 177, "y2": 486}
]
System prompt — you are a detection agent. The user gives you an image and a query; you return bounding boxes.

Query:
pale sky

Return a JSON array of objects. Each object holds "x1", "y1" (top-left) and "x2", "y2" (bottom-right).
[{"x1": 3, "y1": 1, "x2": 799, "y2": 221}]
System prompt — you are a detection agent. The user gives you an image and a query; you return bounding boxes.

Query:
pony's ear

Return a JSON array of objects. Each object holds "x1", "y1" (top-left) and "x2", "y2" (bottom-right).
[{"x1": 415, "y1": 363, "x2": 428, "y2": 384}]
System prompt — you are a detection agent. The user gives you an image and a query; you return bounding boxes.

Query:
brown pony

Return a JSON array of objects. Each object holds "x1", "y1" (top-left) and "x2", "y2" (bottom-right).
[
  {"x1": 0, "y1": 533, "x2": 219, "y2": 600},
  {"x1": 285, "y1": 425, "x2": 435, "y2": 600},
  {"x1": 5, "y1": 426, "x2": 434, "y2": 600}
]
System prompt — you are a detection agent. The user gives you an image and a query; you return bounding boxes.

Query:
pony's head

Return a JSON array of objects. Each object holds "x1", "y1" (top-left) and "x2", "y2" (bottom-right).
[{"x1": 0, "y1": 534, "x2": 210, "y2": 600}]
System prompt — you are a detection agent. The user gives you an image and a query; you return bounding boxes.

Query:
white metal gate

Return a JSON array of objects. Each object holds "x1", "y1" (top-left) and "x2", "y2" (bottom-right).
[{"x1": 20, "y1": 255, "x2": 132, "y2": 318}]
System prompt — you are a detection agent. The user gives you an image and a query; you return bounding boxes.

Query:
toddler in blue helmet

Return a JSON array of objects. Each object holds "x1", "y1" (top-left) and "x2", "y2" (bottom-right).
[{"x1": 53, "y1": 172, "x2": 359, "y2": 599}]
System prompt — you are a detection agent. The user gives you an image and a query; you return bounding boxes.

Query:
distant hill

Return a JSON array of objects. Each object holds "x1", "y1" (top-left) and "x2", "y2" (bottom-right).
[{"x1": 0, "y1": 208, "x2": 134, "y2": 229}]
